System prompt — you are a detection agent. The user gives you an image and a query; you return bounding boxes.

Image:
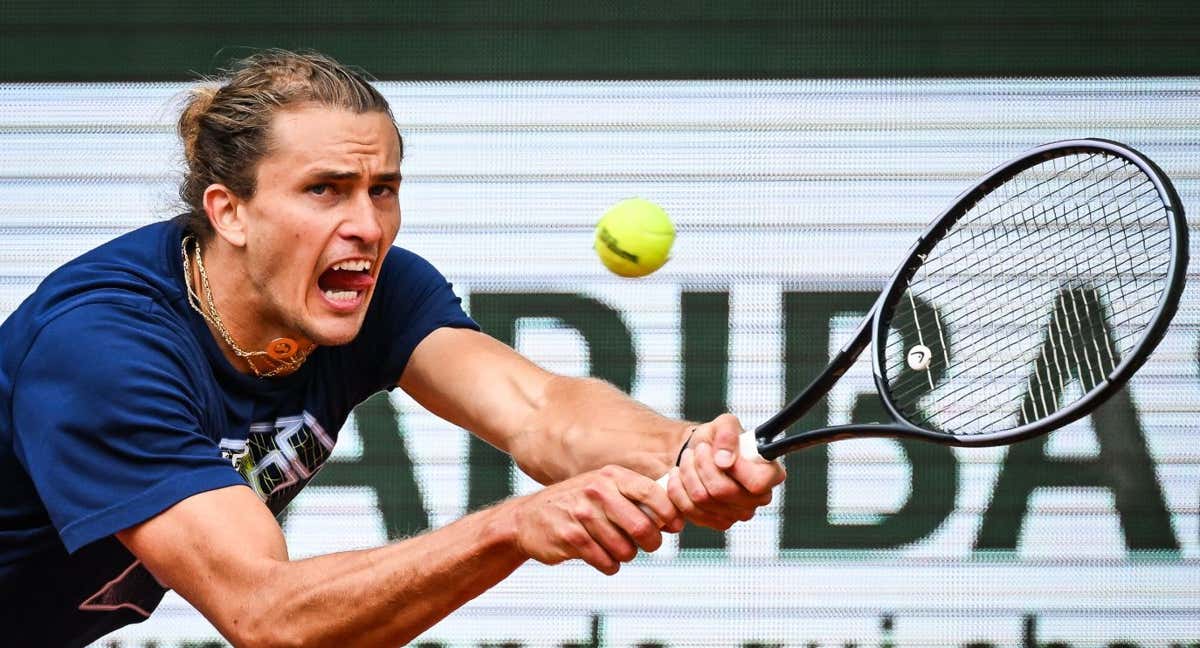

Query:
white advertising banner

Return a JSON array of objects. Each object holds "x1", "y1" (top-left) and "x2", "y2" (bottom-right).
[{"x1": 1, "y1": 79, "x2": 1196, "y2": 647}]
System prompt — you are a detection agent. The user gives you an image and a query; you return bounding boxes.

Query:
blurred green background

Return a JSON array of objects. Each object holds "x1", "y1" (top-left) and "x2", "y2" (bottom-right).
[{"x1": 2, "y1": 0, "x2": 1197, "y2": 80}]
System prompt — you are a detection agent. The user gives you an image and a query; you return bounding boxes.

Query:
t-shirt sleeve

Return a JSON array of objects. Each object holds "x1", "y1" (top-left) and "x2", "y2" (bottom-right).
[
  {"x1": 348, "y1": 247, "x2": 479, "y2": 394},
  {"x1": 10, "y1": 302, "x2": 247, "y2": 553}
]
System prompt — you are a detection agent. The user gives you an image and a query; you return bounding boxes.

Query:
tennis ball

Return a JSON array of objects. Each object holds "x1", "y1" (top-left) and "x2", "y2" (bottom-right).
[{"x1": 593, "y1": 198, "x2": 675, "y2": 277}]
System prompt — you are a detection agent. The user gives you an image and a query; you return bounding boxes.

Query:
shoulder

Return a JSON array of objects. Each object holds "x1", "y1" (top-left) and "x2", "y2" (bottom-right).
[
  {"x1": 377, "y1": 245, "x2": 448, "y2": 286},
  {"x1": 44, "y1": 219, "x2": 183, "y2": 297},
  {"x1": 326, "y1": 246, "x2": 476, "y2": 395},
  {"x1": 365, "y1": 245, "x2": 468, "y2": 321},
  {"x1": 16, "y1": 299, "x2": 200, "y2": 395},
  {"x1": 2, "y1": 219, "x2": 189, "y2": 371},
  {"x1": 6, "y1": 219, "x2": 185, "y2": 335}
]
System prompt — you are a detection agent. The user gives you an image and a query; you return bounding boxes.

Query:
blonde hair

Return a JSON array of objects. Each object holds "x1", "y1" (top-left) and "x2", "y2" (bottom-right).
[{"x1": 177, "y1": 50, "x2": 399, "y2": 237}]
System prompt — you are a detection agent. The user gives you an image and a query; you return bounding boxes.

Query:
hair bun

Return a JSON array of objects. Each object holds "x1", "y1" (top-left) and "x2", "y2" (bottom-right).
[{"x1": 178, "y1": 85, "x2": 219, "y2": 164}]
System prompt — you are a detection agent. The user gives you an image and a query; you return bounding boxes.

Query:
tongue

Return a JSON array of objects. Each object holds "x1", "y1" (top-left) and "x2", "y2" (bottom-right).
[{"x1": 319, "y1": 269, "x2": 374, "y2": 292}]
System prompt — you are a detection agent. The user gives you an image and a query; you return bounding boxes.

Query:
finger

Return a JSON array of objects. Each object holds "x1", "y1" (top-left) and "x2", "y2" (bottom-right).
[
  {"x1": 708, "y1": 415, "x2": 743, "y2": 469},
  {"x1": 691, "y1": 441, "x2": 756, "y2": 522},
  {"x1": 575, "y1": 536, "x2": 621, "y2": 575},
  {"x1": 675, "y1": 446, "x2": 738, "y2": 529},
  {"x1": 569, "y1": 501, "x2": 629, "y2": 572},
  {"x1": 659, "y1": 469, "x2": 687, "y2": 533},
  {"x1": 693, "y1": 440, "x2": 755, "y2": 506},
  {"x1": 602, "y1": 490, "x2": 666, "y2": 553},
  {"x1": 665, "y1": 465, "x2": 723, "y2": 530},
  {"x1": 725, "y1": 452, "x2": 789, "y2": 495},
  {"x1": 676, "y1": 446, "x2": 711, "y2": 507},
  {"x1": 582, "y1": 476, "x2": 654, "y2": 561},
  {"x1": 607, "y1": 467, "x2": 680, "y2": 532}
]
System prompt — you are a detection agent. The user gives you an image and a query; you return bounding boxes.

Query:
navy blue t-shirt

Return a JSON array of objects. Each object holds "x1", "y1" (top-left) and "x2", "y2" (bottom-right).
[{"x1": 0, "y1": 217, "x2": 477, "y2": 646}]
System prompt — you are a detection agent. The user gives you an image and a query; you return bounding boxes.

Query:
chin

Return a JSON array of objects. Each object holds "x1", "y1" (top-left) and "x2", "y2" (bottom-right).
[{"x1": 304, "y1": 317, "x2": 367, "y2": 347}]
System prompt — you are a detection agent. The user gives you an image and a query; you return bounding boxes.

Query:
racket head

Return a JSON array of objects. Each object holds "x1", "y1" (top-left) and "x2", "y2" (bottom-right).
[{"x1": 870, "y1": 139, "x2": 1187, "y2": 446}]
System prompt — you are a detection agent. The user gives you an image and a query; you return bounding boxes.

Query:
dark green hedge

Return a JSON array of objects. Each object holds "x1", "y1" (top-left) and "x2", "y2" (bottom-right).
[{"x1": 1, "y1": 1, "x2": 1196, "y2": 80}]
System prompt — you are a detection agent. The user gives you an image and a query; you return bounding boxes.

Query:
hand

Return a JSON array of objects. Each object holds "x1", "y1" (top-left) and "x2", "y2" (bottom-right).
[
  {"x1": 665, "y1": 413, "x2": 787, "y2": 530},
  {"x1": 507, "y1": 465, "x2": 684, "y2": 575}
]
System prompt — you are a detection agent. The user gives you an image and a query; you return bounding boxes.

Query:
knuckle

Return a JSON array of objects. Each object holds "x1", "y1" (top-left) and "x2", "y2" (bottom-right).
[
  {"x1": 572, "y1": 504, "x2": 596, "y2": 523},
  {"x1": 709, "y1": 481, "x2": 738, "y2": 500},
  {"x1": 745, "y1": 474, "x2": 775, "y2": 495},
  {"x1": 581, "y1": 483, "x2": 606, "y2": 502},
  {"x1": 562, "y1": 527, "x2": 589, "y2": 548},
  {"x1": 626, "y1": 518, "x2": 653, "y2": 538},
  {"x1": 672, "y1": 494, "x2": 696, "y2": 515}
]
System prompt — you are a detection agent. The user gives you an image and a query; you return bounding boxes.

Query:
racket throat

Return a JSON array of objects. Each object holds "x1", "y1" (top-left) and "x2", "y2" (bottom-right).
[{"x1": 757, "y1": 423, "x2": 938, "y2": 460}]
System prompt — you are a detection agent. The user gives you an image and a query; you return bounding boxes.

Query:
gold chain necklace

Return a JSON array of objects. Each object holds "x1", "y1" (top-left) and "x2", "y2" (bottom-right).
[{"x1": 181, "y1": 235, "x2": 314, "y2": 377}]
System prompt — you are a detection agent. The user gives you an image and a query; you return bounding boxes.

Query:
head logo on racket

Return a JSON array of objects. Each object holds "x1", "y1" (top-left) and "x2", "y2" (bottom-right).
[{"x1": 907, "y1": 345, "x2": 933, "y2": 371}]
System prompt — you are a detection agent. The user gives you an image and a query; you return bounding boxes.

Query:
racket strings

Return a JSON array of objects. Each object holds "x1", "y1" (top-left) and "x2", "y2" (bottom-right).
[
  {"x1": 913, "y1": 154, "x2": 1141, "y2": 287},
  {"x1": 892, "y1": 281, "x2": 1119, "y2": 415},
  {"x1": 890, "y1": 162, "x2": 1139, "y2": 340},
  {"x1": 929, "y1": 153, "x2": 1165, "y2": 327},
  {"x1": 890, "y1": 159, "x2": 1159, "y2": 371},
  {"x1": 914, "y1": 289, "x2": 1113, "y2": 433},
  {"x1": 889, "y1": 194, "x2": 1168, "y2": 368},
  {"x1": 923, "y1": 154, "x2": 1171, "y2": 430},
  {"x1": 917, "y1": 164, "x2": 1170, "y2": 429},
  {"x1": 883, "y1": 151, "x2": 1173, "y2": 436}
]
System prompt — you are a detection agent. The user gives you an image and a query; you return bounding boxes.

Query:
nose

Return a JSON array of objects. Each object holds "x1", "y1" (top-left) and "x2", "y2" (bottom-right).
[{"x1": 338, "y1": 191, "x2": 385, "y2": 246}]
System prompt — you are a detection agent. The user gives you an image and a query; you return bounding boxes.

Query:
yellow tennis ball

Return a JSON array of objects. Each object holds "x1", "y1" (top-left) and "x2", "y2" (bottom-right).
[{"x1": 594, "y1": 198, "x2": 675, "y2": 277}]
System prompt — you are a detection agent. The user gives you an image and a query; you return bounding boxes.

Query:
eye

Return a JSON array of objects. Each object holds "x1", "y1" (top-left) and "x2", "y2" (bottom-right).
[
  {"x1": 369, "y1": 184, "x2": 397, "y2": 198},
  {"x1": 307, "y1": 183, "x2": 333, "y2": 196}
]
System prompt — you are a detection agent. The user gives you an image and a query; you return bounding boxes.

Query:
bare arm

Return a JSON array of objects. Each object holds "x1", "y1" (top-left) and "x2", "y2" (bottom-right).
[
  {"x1": 119, "y1": 485, "x2": 523, "y2": 647},
  {"x1": 401, "y1": 326, "x2": 786, "y2": 534},
  {"x1": 119, "y1": 470, "x2": 680, "y2": 647},
  {"x1": 399, "y1": 327, "x2": 692, "y2": 484}
]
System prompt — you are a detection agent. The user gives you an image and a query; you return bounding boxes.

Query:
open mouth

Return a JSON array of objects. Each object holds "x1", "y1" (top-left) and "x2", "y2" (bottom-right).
[{"x1": 317, "y1": 259, "x2": 375, "y2": 305}]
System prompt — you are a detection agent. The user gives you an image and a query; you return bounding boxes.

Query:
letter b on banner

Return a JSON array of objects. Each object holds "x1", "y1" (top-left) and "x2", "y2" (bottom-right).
[{"x1": 467, "y1": 293, "x2": 635, "y2": 509}]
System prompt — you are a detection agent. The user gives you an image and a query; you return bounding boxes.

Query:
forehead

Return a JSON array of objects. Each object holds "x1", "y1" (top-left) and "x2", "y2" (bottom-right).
[{"x1": 262, "y1": 104, "x2": 401, "y2": 171}]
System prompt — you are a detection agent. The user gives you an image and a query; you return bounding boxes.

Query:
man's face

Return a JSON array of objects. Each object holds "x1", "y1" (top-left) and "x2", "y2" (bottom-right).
[{"x1": 238, "y1": 104, "x2": 401, "y2": 347}]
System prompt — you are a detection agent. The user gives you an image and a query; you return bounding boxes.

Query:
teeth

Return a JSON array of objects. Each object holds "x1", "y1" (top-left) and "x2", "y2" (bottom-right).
[
  {"x1": 332, "y1": 259, "x2": 372, "y2": 272},
  {"x1": 323, "y1": 289, "x2": 361, "y2": 302}
]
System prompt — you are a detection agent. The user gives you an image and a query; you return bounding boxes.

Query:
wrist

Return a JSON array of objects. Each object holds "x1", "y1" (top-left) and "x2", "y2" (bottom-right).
[
  {"x1": 480, "y1": 498, "x2": 532, "y2": 563},
  {"x1": 674, "y1": 424, "x2": 698, "y2": 466}
]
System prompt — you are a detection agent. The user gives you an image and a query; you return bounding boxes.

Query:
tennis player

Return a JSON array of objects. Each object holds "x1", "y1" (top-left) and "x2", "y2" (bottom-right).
[{"x1": 0, "y1": 50, "x2": 785, "y2": 647}]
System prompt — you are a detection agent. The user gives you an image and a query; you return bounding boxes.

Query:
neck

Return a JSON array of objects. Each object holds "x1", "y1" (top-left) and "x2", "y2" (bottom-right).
[{"x1": 184, "y1": 235, "x2": 314, "y2": 377}]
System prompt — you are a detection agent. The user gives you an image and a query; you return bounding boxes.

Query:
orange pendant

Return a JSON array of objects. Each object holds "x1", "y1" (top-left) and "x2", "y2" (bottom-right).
[{"x1": 266, "y1": 337, "x2": 300, "y2": 360}]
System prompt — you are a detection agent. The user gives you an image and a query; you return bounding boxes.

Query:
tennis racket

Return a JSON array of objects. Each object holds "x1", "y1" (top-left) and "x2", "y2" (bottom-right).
[{"x1": 669, "y1": 138, "x2": 1187, "y2": 475}]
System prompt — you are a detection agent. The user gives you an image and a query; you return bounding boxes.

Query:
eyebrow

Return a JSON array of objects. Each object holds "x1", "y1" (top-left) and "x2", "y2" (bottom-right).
[{"x1": 308, "y1": 169, "x2": 402, "y2": 183}]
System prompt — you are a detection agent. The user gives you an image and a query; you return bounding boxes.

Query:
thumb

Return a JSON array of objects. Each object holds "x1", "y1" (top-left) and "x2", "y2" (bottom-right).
[{"x1": 710, "y1": 416, "x2": 741, "y2": 469}]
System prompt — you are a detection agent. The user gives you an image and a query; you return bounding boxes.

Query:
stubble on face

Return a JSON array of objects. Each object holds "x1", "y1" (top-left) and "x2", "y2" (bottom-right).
[{"x1": 220, "y1": 104, "x2": 402, "y2": 350}]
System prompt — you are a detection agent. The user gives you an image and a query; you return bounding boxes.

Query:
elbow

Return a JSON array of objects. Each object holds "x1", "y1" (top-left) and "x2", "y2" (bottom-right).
[{"x1": 213, "y1": 586, "x2": 309, "y2": 648}]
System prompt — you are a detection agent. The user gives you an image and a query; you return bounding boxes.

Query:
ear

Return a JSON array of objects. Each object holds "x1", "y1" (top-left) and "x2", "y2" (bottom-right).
[{"x1": 202, "y1": 184, "x2": 248, "y2": 248}]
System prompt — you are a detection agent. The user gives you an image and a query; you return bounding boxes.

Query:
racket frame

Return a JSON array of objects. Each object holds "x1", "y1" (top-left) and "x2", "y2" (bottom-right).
[{"x1": 754, "y1": 139, "x2": 1187, "y2": 460}]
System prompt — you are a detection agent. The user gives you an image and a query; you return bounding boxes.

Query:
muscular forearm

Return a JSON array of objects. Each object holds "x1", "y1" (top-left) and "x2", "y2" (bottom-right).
[
  {"x1": 511, "y1": 375, "x2": 692, "y2": 483},
  {"x1": 226, "y1": 505, "x2": 525, "y2": 647}
]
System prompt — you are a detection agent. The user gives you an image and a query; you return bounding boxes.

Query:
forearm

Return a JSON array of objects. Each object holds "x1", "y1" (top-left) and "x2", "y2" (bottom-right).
[
  {"x1": 232, "y1": 505, "x2": 525, "y2": 647},
  {"x1": 512, "y1": 375, "x2": 692, "y2": 483}
]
